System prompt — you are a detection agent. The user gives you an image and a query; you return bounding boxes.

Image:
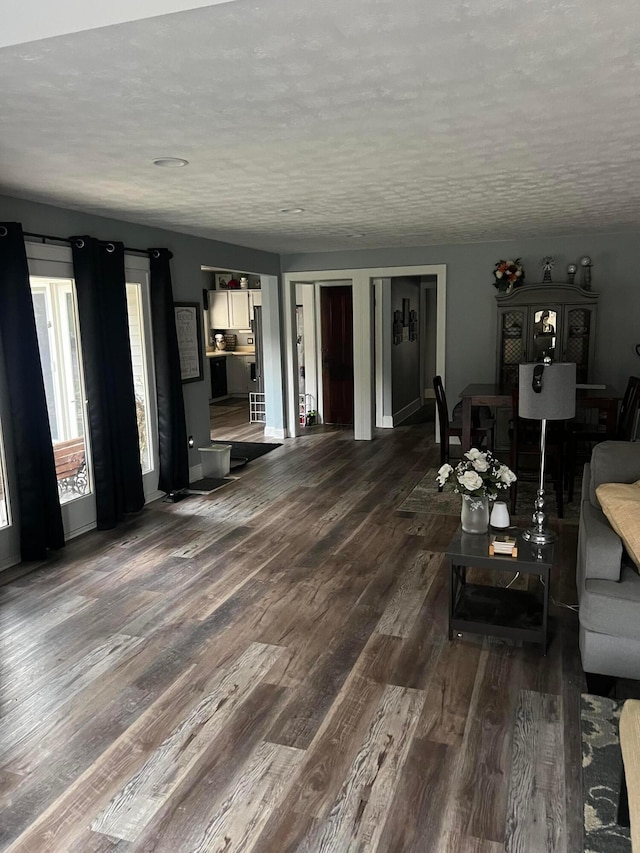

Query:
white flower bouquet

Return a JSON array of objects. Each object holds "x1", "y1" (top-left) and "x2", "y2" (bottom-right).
[{"x1": 436, "y1": 448, "x2": 516, "y2": 508}]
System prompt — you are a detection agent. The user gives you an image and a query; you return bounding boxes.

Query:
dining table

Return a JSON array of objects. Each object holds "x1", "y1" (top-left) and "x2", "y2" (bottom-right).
[{"x1": 458, "y1": 382, "x2": 622, "y2": 452}]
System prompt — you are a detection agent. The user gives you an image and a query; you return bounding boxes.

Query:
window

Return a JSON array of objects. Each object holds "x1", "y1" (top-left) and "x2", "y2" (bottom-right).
[
  {"x1": 126, "y1": 282, "x2": 153, "y2": 474},
  {"x1": 124, "y1": 259, "x2": 158, "y2": 497},
  {"x1": 30, "y1": 276, "x2": 90, "y2": 504}
]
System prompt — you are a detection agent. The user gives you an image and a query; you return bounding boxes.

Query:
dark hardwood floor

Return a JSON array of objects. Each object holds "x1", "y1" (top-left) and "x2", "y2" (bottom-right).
[{"x1": 0, "y1": 403, "x2": 585, "y2": 852}]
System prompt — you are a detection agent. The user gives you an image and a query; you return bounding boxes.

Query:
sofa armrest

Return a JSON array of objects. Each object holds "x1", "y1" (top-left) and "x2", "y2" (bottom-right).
[
  {"x1": 590, "y1": 441, "x2": 640, "y2": 508},
  {"x1": 579, "y1": 500, "x2": 623, "y2": 582},
  {"x1": 582, "y1": 462, "x2": 591, "y2": 503}
]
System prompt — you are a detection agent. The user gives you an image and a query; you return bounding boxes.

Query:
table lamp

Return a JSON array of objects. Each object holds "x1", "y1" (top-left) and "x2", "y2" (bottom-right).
[{"x1": 519, "y1": 360, "x2": 576, "y2": 544}]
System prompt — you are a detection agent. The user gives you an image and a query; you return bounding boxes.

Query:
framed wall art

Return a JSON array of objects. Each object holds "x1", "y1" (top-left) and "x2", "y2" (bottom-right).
[
  {"x1": 174, "y1": 302, "x2": 204, "y2": 383},
  {"x1": 402, "y1": 298, "x2": 410, "y2": 327}
]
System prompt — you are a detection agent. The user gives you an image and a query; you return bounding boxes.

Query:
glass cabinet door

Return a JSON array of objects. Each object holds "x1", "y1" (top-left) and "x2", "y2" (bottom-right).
[
  {"x1": 531, "y1": 306, "x2": 560, "y2": 364},
  {"x1": 498, "y1": 308, "x2": 528, "y2": 386},
  {"x1": 563, "y1": 306, "x2": 594, "y2": 383}
]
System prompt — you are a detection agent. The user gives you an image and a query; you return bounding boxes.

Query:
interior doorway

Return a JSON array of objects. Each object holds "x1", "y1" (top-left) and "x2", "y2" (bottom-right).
[{"x1": 320, "y1": 285, "x2": 354, "y2": 425}]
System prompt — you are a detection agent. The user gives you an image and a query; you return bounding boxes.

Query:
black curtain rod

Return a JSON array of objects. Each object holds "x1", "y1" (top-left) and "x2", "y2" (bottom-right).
[{"x1": 23, "y1": 231, "x2": 150, "y2": 257}]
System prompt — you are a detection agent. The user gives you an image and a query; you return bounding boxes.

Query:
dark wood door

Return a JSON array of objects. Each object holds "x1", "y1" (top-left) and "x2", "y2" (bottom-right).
[{"x1": 321, "y1": 286, "x2": 354, "y2": 425}]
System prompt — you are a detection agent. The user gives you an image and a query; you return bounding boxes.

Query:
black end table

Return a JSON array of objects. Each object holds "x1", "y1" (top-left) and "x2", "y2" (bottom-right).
[{"x1": 446, "y1": 527, "x2": 553, "y2": 653}]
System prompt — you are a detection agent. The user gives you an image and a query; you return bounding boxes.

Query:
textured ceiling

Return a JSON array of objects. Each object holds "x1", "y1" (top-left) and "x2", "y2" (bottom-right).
[{"x1": 1, "y1": 0, "x2": 640, "y2": 254}]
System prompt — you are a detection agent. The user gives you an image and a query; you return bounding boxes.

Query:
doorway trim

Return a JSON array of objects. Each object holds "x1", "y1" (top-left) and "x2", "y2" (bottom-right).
[{"x1": 283, "y1": 264, "x2": 446, "y2": 440}]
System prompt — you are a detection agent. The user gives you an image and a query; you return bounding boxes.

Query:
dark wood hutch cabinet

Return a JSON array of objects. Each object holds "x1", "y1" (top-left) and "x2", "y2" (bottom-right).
[
  {"x1": 496, "y1": 283, "x2": 599, "y2": 386},
  {"x1": 493, "y1": 283, "x2": 599, "y2": 450}
]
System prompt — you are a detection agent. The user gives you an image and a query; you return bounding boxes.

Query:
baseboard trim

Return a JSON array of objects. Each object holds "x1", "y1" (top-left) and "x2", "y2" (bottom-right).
[
  {"x1": 145, "y1": 489, "x2": 164, "y2": 504},
  {"x1": 393, "y1": 398, "x2": 422, "y2": 427},
  {"x1": 0, "y1": 552, "x2": 21, "y2": 572},
  {"x1": 264, "y1": 427, "x2": 286, "y2": 440},
  {"x1": 189, "y1": 463, "x2": 203, "y2": 483},
  {"x1": 65, "y1": 520, "x2": 96, "y2": 541}
]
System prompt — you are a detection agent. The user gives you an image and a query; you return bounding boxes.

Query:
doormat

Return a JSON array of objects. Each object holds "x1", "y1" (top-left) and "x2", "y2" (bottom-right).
[
  {"x1": 581, "y1": 693, "x2": 630, "y2": 853},
  {"x1": 396, "y1": 468, "x2": 581, "y2": 521},
  {"x1": 186, "y1": 477, "x2": 234, "y2": 495}
]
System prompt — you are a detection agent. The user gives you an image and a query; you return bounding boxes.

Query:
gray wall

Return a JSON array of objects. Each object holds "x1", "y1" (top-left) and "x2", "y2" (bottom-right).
[
  {"x1": 282, "y1": 233, "x2": 640, "y2": 403},
  {"x1": 0, "y1": 194, "x2": 280, "y2": 467},
  {"x1": 390, "y1": 277, "x2": 420, "y2": 416}
]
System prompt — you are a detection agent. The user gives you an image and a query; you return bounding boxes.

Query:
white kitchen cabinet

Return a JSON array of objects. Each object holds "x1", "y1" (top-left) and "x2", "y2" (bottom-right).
[
  {"x1": 209, "y1": 289, "x2": 261, "y2": 330},
  {"x1": 228, "y1": 291, "x2": 251, "y2": 329},
  {"x1": 249, "y1": 290, "x2": 262, "y2": 314},
  {"x1": 209, "y1": 292, "x2": 230, "y2": 329}
]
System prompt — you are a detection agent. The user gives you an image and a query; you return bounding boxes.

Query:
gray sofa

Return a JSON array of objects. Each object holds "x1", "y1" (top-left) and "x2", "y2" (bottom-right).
[{"x1": 577, "y1": 441, "x2": 640, "y2": 679}]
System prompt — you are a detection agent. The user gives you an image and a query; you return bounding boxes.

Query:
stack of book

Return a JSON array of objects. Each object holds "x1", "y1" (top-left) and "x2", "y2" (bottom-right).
[{"x1": 489, "y1": 534, "x2": 518, "y2": 557}]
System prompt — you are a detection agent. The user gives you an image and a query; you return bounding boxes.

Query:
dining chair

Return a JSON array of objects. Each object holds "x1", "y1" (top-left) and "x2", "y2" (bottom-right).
[
  {"x1": 617, "y1": 375, "x2": 640, "y2": 441},
  {"x1": 433, "y1": 376, "x2": 494, "y2": 489},
  {"x1": 566, "y1": 375, "x2": 640, "y2": 501},
  {"x1": 509, "y1": 388, "x2": 565, "y2": 518}
]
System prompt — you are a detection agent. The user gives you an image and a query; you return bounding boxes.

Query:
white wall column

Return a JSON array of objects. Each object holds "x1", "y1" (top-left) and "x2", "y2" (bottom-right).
[
  {"x1": 374, "y1": 278, "x2": 393, "y2": 428},
  {"x1": 261, "y1": 274, "x2": 287, "y2": 440},
  {"x1": 284, "y1": 277, "x2": 300, "y2": 438},
  {"x1": 352, "y1": 273, "x2": 374, "y2": 440}
]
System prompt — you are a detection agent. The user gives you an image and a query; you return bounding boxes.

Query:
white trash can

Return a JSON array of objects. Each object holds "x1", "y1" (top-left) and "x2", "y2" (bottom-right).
[{"x1": 198, "y1": 444, "x2": 232, "y2": 478}]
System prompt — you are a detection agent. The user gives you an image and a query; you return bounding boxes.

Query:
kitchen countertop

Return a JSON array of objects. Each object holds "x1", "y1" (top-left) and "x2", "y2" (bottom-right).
[{"x1": 206, "y1": 349, "x2": 255, "y2": 358}]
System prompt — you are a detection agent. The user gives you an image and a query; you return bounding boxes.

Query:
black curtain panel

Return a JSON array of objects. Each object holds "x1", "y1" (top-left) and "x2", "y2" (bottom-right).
[
  {"x1": 0, "y1": 223, "x2": 65, "y2": 560},
  {"x1": 148, "y1": 248, "x2": 189, "y2": 494},
  {"x1": 71, "y1": 237, "x2": 144, "y2": 528}
]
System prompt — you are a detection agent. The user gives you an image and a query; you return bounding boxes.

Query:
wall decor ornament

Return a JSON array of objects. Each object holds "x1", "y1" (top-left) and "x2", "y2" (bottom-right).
[
  {"x1": 408, "y1": 309, "x2": 418, "y2": 342},
  {"x1": 493, "y1": 258, "x2": 524, "y2": 293},
  {"x1": 174, "y1": 302, "x2": 204, "y2": 383},
  {"x1": 393, "y1": 310, "x2": 403, "y2": 345},
  {"x1": 580, "y1": 256, "x2": 593, "y2": 290},
  {"x1": 541, "y1": 256, "x2": 555, "y2": 283}
]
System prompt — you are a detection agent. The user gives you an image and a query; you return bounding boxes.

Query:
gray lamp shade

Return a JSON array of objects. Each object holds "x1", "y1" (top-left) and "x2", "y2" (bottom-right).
[{"x1": 519, "y1": 362, "x2": 576, "y2": 420}]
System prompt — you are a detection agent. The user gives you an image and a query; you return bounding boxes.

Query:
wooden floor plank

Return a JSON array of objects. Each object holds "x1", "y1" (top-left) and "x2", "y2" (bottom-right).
[
  {"x1": 505, "y1": 689, "x2": 566, "y2": 853},
  {"x1": 91, "y1": 642, "x2": 285, "y2": 842},
  {"x1": 437, "y1": 646, "x2": 525, "y2": 850},
  {"x1": 300, "y1": 683, "x2": 426, "y2": 852},
  {"x1": 268, "y1": 675, "x2": 386, "y2": 821},
  {"x1": 376, "y1": 737, "x2": 454, "y2": 852},
  {"x1": 117, "y1": 682, "x2": 288, "y2": 851},
  {"x1": 167, "y1": 740, "x2": 304, "y2": 853}
]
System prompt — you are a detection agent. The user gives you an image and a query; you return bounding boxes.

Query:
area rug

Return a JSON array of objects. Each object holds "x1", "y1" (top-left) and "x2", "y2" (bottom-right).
[
  {"x1": 396, "y1": 467, "x2": 581, "y2": 521},
  {"x1": 581, "y1": 693, "x2": 630, "y2": 853},
  {"x1": 210, "y1": 441, "x2": 282, "y2": 471}
]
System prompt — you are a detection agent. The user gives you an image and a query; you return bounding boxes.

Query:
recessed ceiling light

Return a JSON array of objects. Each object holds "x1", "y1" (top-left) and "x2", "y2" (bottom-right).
[
  {"x1": 278, "y1": 207, "x2": 305, "y2": 214},
  {"x1": 152, "y1": 157, "x2": 189, "y2": 167},
  {"x1": 347, "y1": 233, "x2": 365, "y2": 238}
]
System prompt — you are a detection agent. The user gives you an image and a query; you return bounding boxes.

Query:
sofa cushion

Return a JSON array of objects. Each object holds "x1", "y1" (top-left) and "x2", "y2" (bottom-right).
[
  {"x1": 581, "y1": 568, "x2": 640, "y2": 642},
  {"x1": 596, "y1": 480, "x2": 640, "y2": 571}
]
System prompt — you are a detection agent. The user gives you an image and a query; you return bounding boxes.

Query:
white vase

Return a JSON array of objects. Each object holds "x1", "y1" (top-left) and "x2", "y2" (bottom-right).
[
  {"x1": 490, "y1": 500, "x2": 510, "y2": 529},
  {"x1": 461, "y1": 495, "x2": 490, "y2": 534}
]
